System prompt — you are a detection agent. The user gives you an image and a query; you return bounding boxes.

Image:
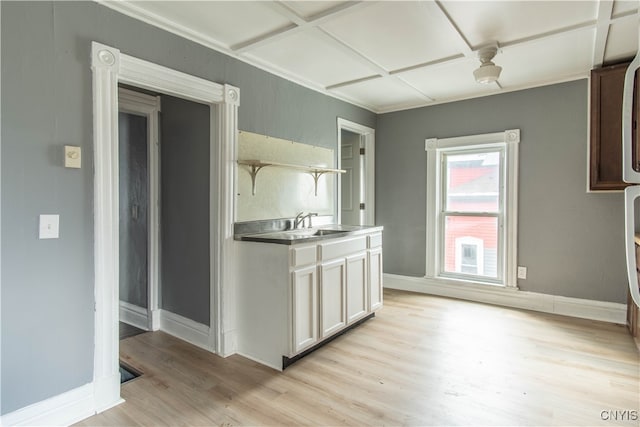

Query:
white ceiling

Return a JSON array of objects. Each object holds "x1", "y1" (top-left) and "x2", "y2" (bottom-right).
[{"x1": 101, "y1": 1, "x2": 639, "y2": 113}]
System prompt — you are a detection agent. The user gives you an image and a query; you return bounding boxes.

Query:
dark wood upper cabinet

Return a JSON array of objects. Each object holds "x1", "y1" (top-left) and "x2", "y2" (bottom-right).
[{"x1": 589, "y1": 62, "x2": 638, "y2": 191}]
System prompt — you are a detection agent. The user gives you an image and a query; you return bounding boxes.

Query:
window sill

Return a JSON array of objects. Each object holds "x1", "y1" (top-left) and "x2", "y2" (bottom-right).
[
  {"x1": 427, "y1": 275, "x2": 519, "y2": 292},
  {"x1": 436, "y1": 274, "x2": 517, "y2": 289}
]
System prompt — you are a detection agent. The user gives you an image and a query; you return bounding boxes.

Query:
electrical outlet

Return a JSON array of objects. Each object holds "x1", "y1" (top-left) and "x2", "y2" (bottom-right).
[{"x1": 517, "y1": 266, "x2": 527, "y2": 280}]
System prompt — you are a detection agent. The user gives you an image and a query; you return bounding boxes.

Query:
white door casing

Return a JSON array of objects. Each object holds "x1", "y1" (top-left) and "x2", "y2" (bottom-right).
[
  {"x1": 340, "y1": 130, "x2": 362, "y2": 226},
  {"x1": 118, "y1": 87, "x2": 161, "y2": 331},
  {"x1": 337, "y1": 118, "x2": 375, "y2": 225},
  {"x1": 91, "y1": 42, "x2": 239, "y2": 412}
]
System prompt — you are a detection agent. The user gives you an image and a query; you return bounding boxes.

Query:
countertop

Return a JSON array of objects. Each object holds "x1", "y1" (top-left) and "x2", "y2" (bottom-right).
[{"x1": 235, "y1": 224, "x2": 383, "y2": 245}]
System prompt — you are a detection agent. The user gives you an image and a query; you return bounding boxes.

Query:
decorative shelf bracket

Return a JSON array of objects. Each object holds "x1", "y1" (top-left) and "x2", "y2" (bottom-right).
[
  {"x1": 238, "y1": 159, "x2": 345, "y2": 196},
  {"x1": 308, "y1": 170, "x2": 328, "y2": 196},
  {"x1": 245, "y1": 163, "x2": 268, "y2": 196}
]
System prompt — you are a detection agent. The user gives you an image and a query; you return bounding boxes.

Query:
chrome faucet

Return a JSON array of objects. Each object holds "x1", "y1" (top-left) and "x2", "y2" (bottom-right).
[{"x1": 293, "y1": 212, "x2": 318, "y2": 229}]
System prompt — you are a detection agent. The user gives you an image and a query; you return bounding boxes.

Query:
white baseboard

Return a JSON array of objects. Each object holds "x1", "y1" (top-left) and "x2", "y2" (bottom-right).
[
  {"x1": 220, "y1": 328, "x2": 237, "y2": 357},
  {"x1": 159, "y1": 309, "x2": 212, "y2": 352},
  {"x1": 384, "y1": 273, "x2": 627, "y2": 324},
  {"x1": 92, "y1": 373, "x2": 123, "y2": 414},
  {"x1": 150, "y1": 308, "x2": 161, "y2": 331},
  {"x1": 119, "y1": 301, "x2": 149, "y2": 331},
  {"x1": 0, "y1": 383, "x2": 96, "y2": 427}
]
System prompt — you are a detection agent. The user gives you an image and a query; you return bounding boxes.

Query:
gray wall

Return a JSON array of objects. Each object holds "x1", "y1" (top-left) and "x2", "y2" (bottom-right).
[
  {"x1": 377, "y1": 80, "x2": 628, "y2": 303},
  {"x1": 1, "y1": 2, "x2": 95, "y2": 413},
  {"x1": 160, "y1": 95, "x2": 210, "y2": 326},
  {"x1": 0, "y1": 1, "x2": 375, "y2": 414}
]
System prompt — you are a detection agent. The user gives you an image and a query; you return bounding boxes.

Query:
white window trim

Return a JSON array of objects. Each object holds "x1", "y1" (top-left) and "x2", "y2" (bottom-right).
[{"x1": 425, "y1": 129, "x2": 519, "y2": 288}]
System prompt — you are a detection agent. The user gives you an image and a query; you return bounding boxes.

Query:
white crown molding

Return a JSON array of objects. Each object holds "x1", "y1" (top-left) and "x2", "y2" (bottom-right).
[{"x1": 384, "y1": 273, "x2": 627, "y2": 324}]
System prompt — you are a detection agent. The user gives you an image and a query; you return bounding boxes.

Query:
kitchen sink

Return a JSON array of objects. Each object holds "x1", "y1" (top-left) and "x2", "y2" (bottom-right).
[
  {"x1": 312, "y1": 229, "x2": 345, "y2": 236},
  {"x1": 286, "y1": 228, "x2": 347, "y2": 238},
  {"x1": 235, "y1": 223, "x2": 381, "y2": 245}
]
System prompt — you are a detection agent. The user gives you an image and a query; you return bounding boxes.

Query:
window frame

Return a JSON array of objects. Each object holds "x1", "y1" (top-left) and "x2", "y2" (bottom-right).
[
  {"x1": 440, "y1": 146, "x2": 503, "y2": 284},
  {"x1": 425, "y1": 129, "x2": 520, "y2": 288}
]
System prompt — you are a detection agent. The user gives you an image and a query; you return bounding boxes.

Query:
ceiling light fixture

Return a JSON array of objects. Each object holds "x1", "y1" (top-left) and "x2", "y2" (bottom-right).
[{"x1": 473, "y1": 44, "x2": 502, "y2": 84}]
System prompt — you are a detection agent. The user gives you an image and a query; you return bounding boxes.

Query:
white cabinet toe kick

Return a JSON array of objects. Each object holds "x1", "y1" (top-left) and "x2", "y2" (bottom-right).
[
  {"x1": 282, "y1": 312, "x2": 375, "y2": 369},
  {"x1": 235, "y1": 228, "x2": 383, "y2": 370}
]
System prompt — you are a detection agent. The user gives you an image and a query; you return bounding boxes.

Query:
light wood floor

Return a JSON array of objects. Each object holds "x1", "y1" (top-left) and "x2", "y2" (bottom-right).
[{"x1": 78, "y1": 289, "x2": 640, "y2": 426}]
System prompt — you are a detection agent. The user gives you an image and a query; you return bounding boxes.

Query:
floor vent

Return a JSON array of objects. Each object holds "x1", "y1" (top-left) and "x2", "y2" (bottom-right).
[{"x1": 119, "y1": 362, "x2": 142, "y2": 384}]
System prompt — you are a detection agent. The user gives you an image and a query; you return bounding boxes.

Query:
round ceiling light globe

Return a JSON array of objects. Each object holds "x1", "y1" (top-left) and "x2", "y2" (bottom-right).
[{"x1": 473, "y1": 64, "x2": 502, "y2": 84}]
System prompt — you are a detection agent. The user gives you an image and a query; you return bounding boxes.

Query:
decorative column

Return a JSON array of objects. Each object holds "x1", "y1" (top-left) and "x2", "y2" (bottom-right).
[{"x1": 90, "y1": 41, "x2": 122, "y2": 413}]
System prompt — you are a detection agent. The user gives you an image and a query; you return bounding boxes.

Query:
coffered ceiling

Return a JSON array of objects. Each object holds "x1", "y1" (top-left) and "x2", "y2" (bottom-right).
[{"x1": 100, "y1": 1, "x2": 639, "y2": 113}]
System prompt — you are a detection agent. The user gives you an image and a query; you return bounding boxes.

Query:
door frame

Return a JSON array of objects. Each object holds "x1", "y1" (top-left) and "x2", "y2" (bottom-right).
[
  {"x1": 91, "y1": 42, "x2": 239, "y2": 412},
  {"x1": 117, "y1": 87, "x2": 161, "y2": 331},
  {"x1": 337, "y1": 118, "x2": 375, "y2": 225}
]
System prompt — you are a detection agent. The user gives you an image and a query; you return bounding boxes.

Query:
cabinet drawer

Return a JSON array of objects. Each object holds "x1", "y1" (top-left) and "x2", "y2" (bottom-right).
[
  {"x1": 291, "y1": 244, "x2": 317, "y2": 268},
  {"x1": 368, "y1": 233, "x2": 382, "y2": 249},
  {"x1": 319, "y1": 236, "x2": 367, "y2": 261}
]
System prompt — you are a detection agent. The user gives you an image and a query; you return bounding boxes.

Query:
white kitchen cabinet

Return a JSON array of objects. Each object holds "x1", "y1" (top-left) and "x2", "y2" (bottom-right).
[
  {"x1": 292, "y1": 264, "x2": 318, "y2": 353},
  {"x1": 368, "y1": 246, "x2": 383, "y2": 312},
  {"x1": 319, "y1": 258, "x2": 347, "y2": 337},
  {"x1": 236, "y1": 228, "x2": 383, "y2": 370},
  {"x1": 368, "y1": 233, "x2": 383, "y2": 312},
  {"x1": 346, "y1": 252, "x2": 368, "y2": 324}
]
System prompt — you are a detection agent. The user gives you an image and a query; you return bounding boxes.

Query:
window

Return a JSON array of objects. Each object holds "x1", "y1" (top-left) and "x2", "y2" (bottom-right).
[{"x1": 425, "y1": 130, "x2": 519, "y2": 287}]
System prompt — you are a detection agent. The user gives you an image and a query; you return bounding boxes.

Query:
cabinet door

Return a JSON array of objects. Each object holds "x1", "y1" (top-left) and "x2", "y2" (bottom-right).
[
  {"x1": 629, "y1": 244, "x2": 640, "y2": 339},
  {"x1": 590, "y1": 62, "x2": 631, "y2": 191},
  {"x1": 633, "y1": 68, "x2": 640, "y2": 175},
  {"x1": 292, "y1": 265, "x2": 318, "y2": 353},
  {"x1": 368, "y1": 247, "x2": 383, "y2": 312},
  {"x1": 346, "y1": 252, "x2": 368, "y2": 324},
  {"x1": 319, "y1": 258, "x2": 346, "y2": 338}
]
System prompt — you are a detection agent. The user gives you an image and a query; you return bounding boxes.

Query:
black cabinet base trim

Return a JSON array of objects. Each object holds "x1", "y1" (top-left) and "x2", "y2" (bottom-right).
[{"x1": 282, "y1": 312, "x2": 375, "y2": 370}]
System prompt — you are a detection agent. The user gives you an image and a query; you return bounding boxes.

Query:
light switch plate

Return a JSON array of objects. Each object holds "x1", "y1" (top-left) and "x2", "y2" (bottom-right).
[
  {"x1": 65, "y1": 145, "x2": 81, "y2": 168},
  {"x1": 39, "y1": 214, "x2": 59, "y2": 239}
]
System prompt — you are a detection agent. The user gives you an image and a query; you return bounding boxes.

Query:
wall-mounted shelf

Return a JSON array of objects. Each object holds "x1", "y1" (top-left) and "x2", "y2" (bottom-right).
[{"x1": 238, "y1": 159, "x2": 345, "y2": 196}]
